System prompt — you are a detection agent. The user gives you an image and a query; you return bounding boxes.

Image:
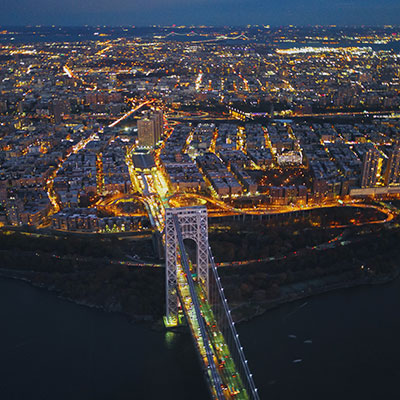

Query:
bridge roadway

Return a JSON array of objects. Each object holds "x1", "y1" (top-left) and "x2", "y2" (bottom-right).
[
  {"x1": 176, "y1": 253, "x2": 248, "y2": 398},
  {"x1": 173, "y1": 215, "x2": 258, "y2": 400}
]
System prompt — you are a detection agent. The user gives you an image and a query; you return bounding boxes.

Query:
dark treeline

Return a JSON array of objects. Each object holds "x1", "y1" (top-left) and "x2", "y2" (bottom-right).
[
  {"x1": 219, "y1": 226, "x2": 400, "y2": 305},
  {"x1": 210, "y1": 224, "x2": 337, "y2": 262},
  {"x1": 0, "y1": 251, "x2": 164, "y2": 319},
  {"x1": 0, "y1": 233, "x2": 163, "y2": 319},
  {"x1": 209, "y1": 206, "x2": 387, "y2": 262},
  {"x1": 0, "y1": 232, "x2": 154, "y2": 260}
]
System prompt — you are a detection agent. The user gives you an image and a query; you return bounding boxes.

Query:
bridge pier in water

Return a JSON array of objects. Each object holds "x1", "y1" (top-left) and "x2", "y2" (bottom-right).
[{"x1": 164, "y1": 206, "x2": 260, "y2": 400}]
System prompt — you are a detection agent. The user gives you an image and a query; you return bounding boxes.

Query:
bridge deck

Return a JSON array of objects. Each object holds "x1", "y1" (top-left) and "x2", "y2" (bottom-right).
[{"x1": 176, "y1": 261, "x2": 249, "y2": 400}]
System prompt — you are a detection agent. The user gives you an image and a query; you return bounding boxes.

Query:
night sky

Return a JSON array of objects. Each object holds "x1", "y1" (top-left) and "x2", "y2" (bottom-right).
[{"x1": 1, "y1": 0, "x2": 400, "y2": 26}]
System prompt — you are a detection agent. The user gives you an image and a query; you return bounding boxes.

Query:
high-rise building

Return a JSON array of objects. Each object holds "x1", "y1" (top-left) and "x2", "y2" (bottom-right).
[
  {"x1": 137, "y1": 116, "x2": 156, "y2": 147},
  {"x1": 152, "y1": 110, "x2": 164, "y2": 143},
  {"x1": 96, "y1": 152, "x2": 104, "y2": 195},
  {"x1": 384, "y1": 139, "x2": 400, "y2": 186},
  {"x1": 137, "y1": 110, "x2": 163, "y2": 147},
  {"x1": 361, "y1": 148, "x2": 381, "y2": 188}
]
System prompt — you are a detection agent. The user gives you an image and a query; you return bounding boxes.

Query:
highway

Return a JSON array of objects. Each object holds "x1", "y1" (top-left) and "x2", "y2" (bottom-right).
[
  {"x1": 168, "y1": 193, "x2": 396, "y2": 222},
  {"x1": 46, "y1": 131, "x2": 98, "y2": 214},
  {"x1": 108, "y1": 100, "x2": 153, "y2": 128}
]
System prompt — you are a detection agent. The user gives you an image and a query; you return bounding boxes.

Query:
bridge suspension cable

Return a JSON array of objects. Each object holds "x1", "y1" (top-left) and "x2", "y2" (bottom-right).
[{"x1": 208, "y1": 247, "x2": 260, "y2": 400}]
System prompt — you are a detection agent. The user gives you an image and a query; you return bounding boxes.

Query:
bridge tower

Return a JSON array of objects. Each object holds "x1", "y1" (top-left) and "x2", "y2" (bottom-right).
[{"x1": 165, "y1": 206, "x2": 209, "y2": 325}]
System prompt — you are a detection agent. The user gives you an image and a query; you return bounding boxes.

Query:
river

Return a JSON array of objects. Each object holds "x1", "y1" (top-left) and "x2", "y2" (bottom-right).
[
  {"x1": 0, "y1": 276, "x2": 399, "y2": 399},
  {"x1": 238, "y1": 278, "x2": 400, "y2": 400}
]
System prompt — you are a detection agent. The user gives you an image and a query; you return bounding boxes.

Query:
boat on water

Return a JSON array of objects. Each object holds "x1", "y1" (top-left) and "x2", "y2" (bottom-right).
[{"x1": 293, "y1": 359, "x2": 303, "y2": 363}]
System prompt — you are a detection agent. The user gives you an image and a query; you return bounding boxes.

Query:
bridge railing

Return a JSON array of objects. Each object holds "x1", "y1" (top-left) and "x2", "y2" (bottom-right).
[{"x1": 208, "y1": 247, "x2": 260, "y2": 400}]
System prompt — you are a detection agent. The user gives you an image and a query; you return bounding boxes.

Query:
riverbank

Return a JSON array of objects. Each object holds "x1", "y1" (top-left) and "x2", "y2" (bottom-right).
[
  {"x1": 1, "y1": 265, "x2": 398, "y2": 328},
  {"x1": 0, "y1": 258, "x2": 165, "y2": 323},
  {"x1": 232, "y1": 270, "x2": 400, "y2": 322},
  {"x1": 0, "y1": 268, "x2": 156, "y2": 322}
]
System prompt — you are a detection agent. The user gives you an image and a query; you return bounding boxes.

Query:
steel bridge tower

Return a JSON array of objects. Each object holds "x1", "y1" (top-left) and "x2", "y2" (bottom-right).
[
  {"x1": 165, "y1": 206, "x2": 209, "y2": 325},
  {"x1": 164, "y1": 205, "x2": 260, "y2": 399}
]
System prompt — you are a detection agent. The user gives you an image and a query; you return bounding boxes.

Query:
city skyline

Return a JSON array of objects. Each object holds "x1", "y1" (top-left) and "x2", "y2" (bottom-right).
[{"x1": 1, "y1": 0, "x2": 400, "y2": 26}]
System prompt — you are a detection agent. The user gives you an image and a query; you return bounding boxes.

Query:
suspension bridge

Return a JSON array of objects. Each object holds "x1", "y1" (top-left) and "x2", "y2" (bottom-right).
[{"x1": 164, "y1": 206, "x2": 259, "y2": 400}]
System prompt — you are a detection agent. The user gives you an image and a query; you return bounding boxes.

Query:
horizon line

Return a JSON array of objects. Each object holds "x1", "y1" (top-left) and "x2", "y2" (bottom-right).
[{"x1": 0, "y1": 24, "x2": 399, "y2": 29}]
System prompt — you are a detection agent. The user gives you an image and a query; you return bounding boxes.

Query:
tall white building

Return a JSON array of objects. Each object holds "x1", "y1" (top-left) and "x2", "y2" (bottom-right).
[{"x1": 137, "y1": 110, "x2": 163, "y2": 147}]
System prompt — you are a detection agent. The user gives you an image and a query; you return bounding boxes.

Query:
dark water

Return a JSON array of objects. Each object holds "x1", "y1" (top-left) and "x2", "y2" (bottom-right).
[
  {"x1": 238, "y1": 278, "x2": 400, "y2": 400},
  {"x1": 0, "y1": 276, "x2": 399, "y2": 400},
  {"x1": 0, "y1": 278, "x2": 209, "y2": 400}
]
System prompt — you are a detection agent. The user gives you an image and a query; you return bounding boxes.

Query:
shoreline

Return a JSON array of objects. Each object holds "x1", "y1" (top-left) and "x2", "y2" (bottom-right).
[
  {"x1": 0, "y1": 268, "x2": 156, "y2": 323},
  {"x1": 1, "y1": 267, "x2": 398, "y2": 327},
  {"x1": 233, "y1": 270, "x2": 400, "y2": 323}
]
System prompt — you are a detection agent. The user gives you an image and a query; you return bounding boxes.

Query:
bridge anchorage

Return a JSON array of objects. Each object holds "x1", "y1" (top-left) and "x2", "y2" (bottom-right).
[{"x1": 164, "y1": 206, "x2": 260, "y2": 400}]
